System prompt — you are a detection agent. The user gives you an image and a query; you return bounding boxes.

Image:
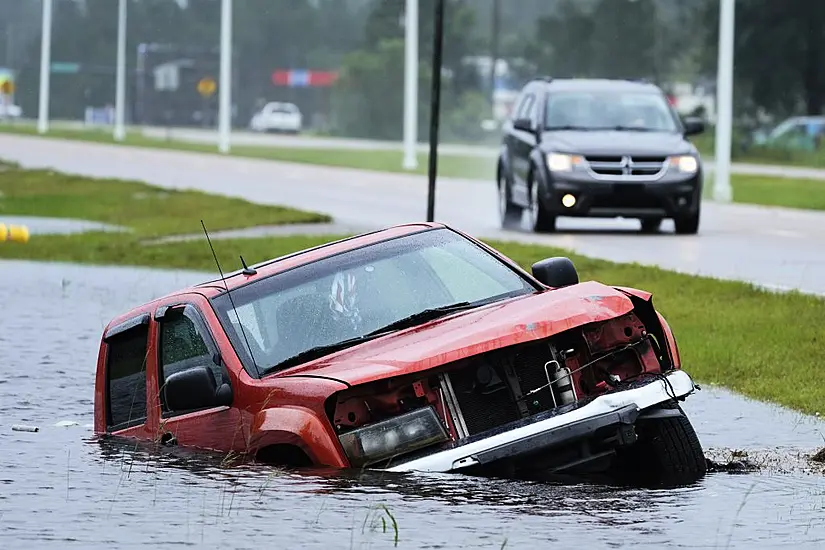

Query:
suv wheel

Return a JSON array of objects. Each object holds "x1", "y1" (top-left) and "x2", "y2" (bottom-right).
[
  {"x1": 640, "y1": 218, "x2": 662, "y2": 233},
  {"x1": 529, "y1": 176, "x2": 556, "y2": 233},
  {"x1": 674, "y1": 206, "x2": 700, "y2": 235},
  {"x1": 498, "y1": 172, "x2": 522, "y2": 228}
]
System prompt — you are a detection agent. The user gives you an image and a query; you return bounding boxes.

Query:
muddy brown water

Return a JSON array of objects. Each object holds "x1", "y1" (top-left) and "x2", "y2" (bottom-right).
[{"x1": 2, "y1": 259, "x2": 825, "y2": 549}]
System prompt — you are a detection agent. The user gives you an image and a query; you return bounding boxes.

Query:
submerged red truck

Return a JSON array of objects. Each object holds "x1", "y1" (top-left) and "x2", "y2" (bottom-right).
[{"x1": 94, "y1": 223, "x2": 706, "y2": 486}]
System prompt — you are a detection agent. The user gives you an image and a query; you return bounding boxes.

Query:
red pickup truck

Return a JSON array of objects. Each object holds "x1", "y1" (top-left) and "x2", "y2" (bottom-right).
[{"x1": 94, "y1": 223, "x2": 705, "y2": 486}]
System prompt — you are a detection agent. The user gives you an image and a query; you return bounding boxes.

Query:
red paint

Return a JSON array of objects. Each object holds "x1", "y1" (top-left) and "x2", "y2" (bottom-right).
[
  {"x1": 93, "y1": 223, "x2": 683, "y2": 469},
  {"x1": 271, "y1": 70, "x2": 339, "y2": 87}
]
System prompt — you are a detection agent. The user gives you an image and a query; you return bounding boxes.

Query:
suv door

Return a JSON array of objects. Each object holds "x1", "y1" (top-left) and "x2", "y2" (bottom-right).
[
  {"x1": 153, "y1": 303, "x2": 246, "y2": 451},
  {"x1": 511, "y1": 92, "x2": 538, "y2": 204}
]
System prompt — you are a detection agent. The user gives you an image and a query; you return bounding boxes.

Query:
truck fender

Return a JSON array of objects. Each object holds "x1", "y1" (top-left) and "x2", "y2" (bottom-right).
[{"x1": 249, "y1": 406, "x2": 348, "y2": 468}]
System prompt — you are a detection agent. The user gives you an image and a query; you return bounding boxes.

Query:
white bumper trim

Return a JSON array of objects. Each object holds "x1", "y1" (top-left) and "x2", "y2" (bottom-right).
[{"x1": 385, "y1": 370, "x2": 695, "y2": 473}]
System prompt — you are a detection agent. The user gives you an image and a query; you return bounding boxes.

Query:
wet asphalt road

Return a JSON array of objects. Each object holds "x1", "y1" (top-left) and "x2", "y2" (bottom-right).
[
  {"x1": 1, "y1": 134, "x2": 824, "y2": 295},
  {"x1": 2, "y1": 260, "x2": 825, "y2": 549}
]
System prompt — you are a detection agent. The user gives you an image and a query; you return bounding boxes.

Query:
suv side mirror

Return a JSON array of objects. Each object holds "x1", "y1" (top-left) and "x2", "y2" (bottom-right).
[
  {"x1": 513, "y1": 117, "x2": 535, "y2": 133},
  {"x1": 683, "y1": 117, "x2": 705, "y2": 137},
  {"x1": 162, "y1": 366, "x2": 233, "y2": 412},
  {"x1": 531, "y1": 257, "x2": 579, "y2": 288}
]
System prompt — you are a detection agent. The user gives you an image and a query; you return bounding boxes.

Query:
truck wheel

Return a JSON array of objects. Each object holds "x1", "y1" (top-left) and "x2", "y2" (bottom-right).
[{"x1": 614, "y1": 403, "x2": 707, "y2": 487}]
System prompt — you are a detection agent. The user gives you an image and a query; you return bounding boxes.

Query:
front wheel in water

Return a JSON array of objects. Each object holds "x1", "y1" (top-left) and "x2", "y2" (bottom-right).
[{"x1": 612, "y1": 403, "x2": 707, "y2": 487}]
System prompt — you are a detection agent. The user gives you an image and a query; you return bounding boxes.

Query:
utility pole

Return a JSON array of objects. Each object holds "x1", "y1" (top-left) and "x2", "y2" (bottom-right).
[
  {"x1": 218, "y1": 0, "x2": 233, "y2": 154},
  {"x1": 402, "y1": 0, "x2": 419, "y2": 170},
  {"x1": 426, "y1": 0, "x2": 445, "y2": 222},
  {"x1": 114, "y1": 0, "x2": 127, "y2": 141},
  {"x1": 713, "y1": 0, "x2": 735, "y2": 202},
  {"x1": 37, "y1": 0, "x2": 53, "y2": 134}
]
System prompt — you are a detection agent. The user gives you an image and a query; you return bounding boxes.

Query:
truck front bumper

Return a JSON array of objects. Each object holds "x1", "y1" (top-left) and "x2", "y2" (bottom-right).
[{"x1": 385, "y1": 370, "x2": 696, "y2": 474}]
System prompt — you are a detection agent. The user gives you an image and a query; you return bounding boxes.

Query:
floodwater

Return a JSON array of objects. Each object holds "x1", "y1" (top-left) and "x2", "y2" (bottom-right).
[{"x1": 2, "y1": 259, "x2": 825, "y2": 549}]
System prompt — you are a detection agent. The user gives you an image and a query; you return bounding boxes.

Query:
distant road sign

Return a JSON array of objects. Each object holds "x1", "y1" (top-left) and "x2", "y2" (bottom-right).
[
  {"x1": 51, "y1": 62, "x2": 81, "y2": 74},
  {"x1": 197, "y1": 77, "x2": 217, "y2": 98},
  {"x1": 0, "y1": 80, "x2": 13, "y2": 95}
]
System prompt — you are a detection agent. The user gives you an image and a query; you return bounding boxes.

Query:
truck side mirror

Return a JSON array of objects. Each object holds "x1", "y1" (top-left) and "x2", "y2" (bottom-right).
[
  {"x1": 162, "y1": 366, "x2": 232, "y2": 412},
  {"x1": 531, "y1": 257, "x2": 579, "y2": 288}
]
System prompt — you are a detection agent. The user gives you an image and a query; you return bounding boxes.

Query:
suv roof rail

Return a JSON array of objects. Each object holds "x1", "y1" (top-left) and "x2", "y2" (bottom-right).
[{"x1": 532, "y1": 75, "x2": 553, "y2": 83}]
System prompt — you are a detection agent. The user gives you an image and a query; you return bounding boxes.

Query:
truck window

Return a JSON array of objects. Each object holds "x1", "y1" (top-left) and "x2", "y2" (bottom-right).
[
  {"x1": 158, "y1": 305, "x2": 223, "y2": 413},
  {"x1": 106, "y1": 323, "x2": 150, "y2": 430}
]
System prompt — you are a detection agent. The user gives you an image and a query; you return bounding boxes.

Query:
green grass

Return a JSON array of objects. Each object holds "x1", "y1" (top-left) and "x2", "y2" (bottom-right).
[
  {"x1": 0, "y1": 160, "x2": 329, "y2": 238},
  {"x1": 691, "y1": 132, "x2": 825, "y2": 168},
  {"x1": 702, "y1": 172, "x2": 825, "y2": 210},
  {"x1": 0, "y1": 163, "x2": 823, "y2": 416}
]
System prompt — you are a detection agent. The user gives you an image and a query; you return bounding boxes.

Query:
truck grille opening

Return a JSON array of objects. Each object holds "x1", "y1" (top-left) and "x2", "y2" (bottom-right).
[{"x1": 440, "y1": 312, "x2": 665, "y2": 439}]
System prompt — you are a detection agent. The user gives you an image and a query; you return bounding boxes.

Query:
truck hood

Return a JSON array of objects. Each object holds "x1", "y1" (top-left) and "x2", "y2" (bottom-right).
[{"x1": 276, "y1": 281, "x2": 634, "y2": 387}]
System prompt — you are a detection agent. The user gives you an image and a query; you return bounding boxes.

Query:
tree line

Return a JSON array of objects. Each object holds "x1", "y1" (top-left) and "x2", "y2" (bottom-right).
[{"x1": 1, "y1": 0, "x2": 824, "y2": 140}]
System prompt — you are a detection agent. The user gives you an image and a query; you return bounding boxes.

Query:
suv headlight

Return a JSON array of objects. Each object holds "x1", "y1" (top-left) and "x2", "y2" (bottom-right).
[
  {"x1": 547, "y1": 153, "x2": 584, "y2": 172},
  {"x1": 338, "y1": 406, "x2": 449, "y2": 468},
  {"x1": 669, "y1": 155, "x2": 698, "y2": 174}
]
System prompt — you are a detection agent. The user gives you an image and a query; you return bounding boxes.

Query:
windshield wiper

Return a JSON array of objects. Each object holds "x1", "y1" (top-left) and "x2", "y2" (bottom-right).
[
  {"x1": 606, "y1": 125, "x2": 659, "y2": 132},
  {"x1": 261, "y1": 302, "x2": 479, "y2": 376},
  {"x1": 263, "y1": 333, "x2": 383, "y2": 375},
  {"x1": 545, "y1": 125, "x2": 598, "y2": 131},
  {"x1": 364, "y1": 301, "x2": 478, "y2": 337}
]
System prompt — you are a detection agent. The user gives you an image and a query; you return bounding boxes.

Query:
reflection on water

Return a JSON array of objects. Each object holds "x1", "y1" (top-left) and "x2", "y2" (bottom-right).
[{"x1": 2, "y1": 259, "x2": 825, "y2": 549}]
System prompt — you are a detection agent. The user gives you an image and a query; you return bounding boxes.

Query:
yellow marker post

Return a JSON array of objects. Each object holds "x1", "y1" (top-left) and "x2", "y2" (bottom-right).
[{"x1": 0, "y1": 224, "x2": 30, "y2": 243}]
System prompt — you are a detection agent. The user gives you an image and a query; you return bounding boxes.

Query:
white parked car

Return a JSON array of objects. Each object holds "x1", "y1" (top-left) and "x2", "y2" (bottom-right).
[
  {"x1": 249, "y1": 102, "x2": 302, "y2": 134},
  {"x1": 0, "y1": 102, "x2": 22, "y2": 119}
]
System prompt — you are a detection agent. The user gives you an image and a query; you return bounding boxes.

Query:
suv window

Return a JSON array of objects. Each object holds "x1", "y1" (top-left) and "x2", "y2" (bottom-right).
[
  {"x1": 545, "y1": 89, "x2": 679, "y2": 132},
  {"x1": 106, "y1": 321, "x2": 150, "y2": 430},
  {"x1": 517, "y1": 94, "x2": 535, "y2": 120},
  {"x1": 158, "y1": 305, "x2": 223, "y2": 412}
]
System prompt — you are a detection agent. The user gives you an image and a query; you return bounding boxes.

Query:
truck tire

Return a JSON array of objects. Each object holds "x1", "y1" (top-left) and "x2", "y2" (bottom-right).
[{"x1": 613, "y1": 403, "x2": 707, "y2": 487}]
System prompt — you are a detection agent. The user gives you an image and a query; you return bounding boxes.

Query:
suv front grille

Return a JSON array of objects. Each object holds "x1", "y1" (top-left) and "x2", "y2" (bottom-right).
[{"x1": 585, "y1": 155, "x2": 667, "y2": 180}]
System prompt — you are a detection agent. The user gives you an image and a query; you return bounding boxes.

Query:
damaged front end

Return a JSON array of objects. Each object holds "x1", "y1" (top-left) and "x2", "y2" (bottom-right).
[{"x1": 327, "y1": 298, "x2": 704, "y2": 486}]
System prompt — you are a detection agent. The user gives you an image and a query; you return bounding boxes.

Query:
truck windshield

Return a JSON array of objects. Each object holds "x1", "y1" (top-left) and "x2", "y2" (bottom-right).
[{"x1": 209, "y1": 228, "x2": 536, "y2": 377}]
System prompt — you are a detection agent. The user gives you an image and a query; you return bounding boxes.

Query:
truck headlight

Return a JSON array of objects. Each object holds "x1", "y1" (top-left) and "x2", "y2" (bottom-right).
[
  {"x1": 669, "y1": 155, "x2": 698, "y2": 174},
  {"x1": 338, "y1": 406, "x2": 449, "y2": 468},
  {"x1": 547, "y1": 153, "x2": 584, "y2": 172}
]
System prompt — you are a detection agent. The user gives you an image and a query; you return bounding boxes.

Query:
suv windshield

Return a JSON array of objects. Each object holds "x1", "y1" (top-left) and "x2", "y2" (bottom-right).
[
  {"x1": 545, "y1": 90, "x2": 679, "y2": 132},
  {"x1": 210, "y1": 228, "x2": 536, "y2": 376}
]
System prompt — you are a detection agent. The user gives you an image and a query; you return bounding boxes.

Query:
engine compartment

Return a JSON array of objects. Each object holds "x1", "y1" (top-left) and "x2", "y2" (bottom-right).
[{"x1": 330, "y1": 310, "x2": 673, "y2": 453}]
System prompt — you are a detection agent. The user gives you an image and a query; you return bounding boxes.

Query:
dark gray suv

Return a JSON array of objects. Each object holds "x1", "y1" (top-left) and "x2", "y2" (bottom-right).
[{"x1": 497, "y1": 78, "x2": 706, "y2": 234}]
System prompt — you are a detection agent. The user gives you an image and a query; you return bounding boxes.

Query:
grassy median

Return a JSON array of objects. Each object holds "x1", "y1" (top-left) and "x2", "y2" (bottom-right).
[
  {"x1": 0, "y1": 124, "x2": 494, "y2": 181},
  {"x1": 1, "y1": 163, "x2": 823, "y2": 415}
]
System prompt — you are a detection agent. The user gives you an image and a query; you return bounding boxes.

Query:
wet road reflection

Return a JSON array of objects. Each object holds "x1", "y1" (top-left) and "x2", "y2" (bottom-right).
[{"x1": 1, "y1": 259, "x2": 824, "y2": 549}]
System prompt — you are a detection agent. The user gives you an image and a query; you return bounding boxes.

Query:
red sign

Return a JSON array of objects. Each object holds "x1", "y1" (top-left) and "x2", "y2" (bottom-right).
[{"x1": 271, "y1": 70, "x2": 339, "y2": 88}]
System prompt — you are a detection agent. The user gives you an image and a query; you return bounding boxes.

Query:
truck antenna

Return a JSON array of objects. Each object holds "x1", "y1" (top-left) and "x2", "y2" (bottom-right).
[{"x1": 200, "y1": 220, "x2": 261, "y2": 378}]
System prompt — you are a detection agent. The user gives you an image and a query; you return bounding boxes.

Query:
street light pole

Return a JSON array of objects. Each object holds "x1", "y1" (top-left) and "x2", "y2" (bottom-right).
[
  {"x1": 37, "y1": 0, "x2": 53, "y2": 134},
  {"x1": 114, "y1": 0, "x2": 127, "y2": 142},
  {"x1": 713, "y1": 0, "x2": 735, "y2": 202},
  {"x1": 402, "y1": 0, "x2": 419, "y2": 171},
  {"x1": 426, "y1": 0, "x2": 444, "y2": 222},
  {"x1": 218, "y1": 0, "x2": 233, "y2": 154}
]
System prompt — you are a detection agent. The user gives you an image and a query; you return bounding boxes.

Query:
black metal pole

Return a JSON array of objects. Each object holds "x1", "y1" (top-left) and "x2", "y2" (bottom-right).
[{"x1": 426, "y1": 0, "x2": 445, "y2": 223}]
